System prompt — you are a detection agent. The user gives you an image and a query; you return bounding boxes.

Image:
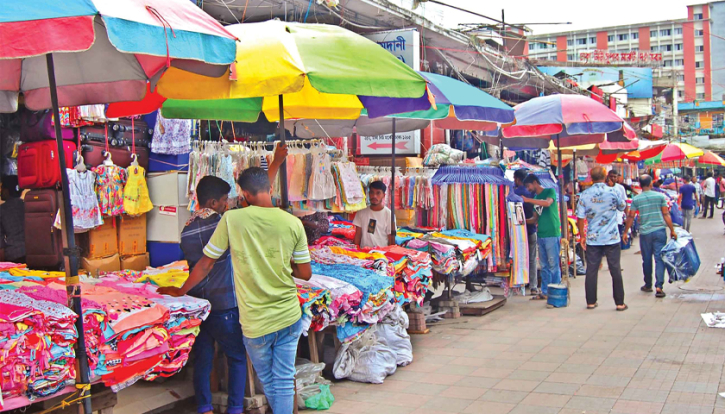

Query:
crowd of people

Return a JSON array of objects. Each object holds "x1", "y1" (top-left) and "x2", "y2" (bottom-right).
[{"x1": 514, "y1": 165, "x2": 720, "y2": 311}]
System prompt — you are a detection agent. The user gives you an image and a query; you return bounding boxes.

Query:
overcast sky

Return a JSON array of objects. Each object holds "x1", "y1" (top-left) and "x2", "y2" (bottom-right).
[{"x1": 426, "y1": 0, "x2": 695, "y2": 34}]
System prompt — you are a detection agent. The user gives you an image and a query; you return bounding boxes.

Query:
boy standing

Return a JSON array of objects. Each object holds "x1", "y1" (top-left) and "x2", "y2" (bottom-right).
[
  {"x1": 161, "y1": 167, "x2": 312, "y2": 414},
  {"x1": 354, "y1": 181, "x2": 396, "y2": 248},
  {"x1": 522, "y1": 174, "x2": 562, "y2": 302}
]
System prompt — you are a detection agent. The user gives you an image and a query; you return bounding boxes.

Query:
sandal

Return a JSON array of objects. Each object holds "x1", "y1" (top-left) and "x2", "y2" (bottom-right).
[
  {"x1": 530, "y1": 294, "x2": 547, "y2": 301},
  {"x1": 616, "y1": 304, "x2": 628, "y2": 312},
  {"x1": 587, "y1": 303, "x2": 598, "y2": 309}
]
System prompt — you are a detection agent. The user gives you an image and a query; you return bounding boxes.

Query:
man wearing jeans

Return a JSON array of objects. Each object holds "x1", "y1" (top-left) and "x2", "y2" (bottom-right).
[
  {"x1": 522, "y1": 174, "x2": 561, "y2": 302},
  {"x1": 162, "y1": 168, "x2": 312, "y2": 414},
  {"x1": 513, "y1": 169, "x2": 538, "y2": 295},
  {"x1": 624, "y1": 175, "x2": 677, "y2": 298},
  {"x1": 678, "y1": 176, "x2": 699, "y2": 232},
  {"x1": 702, "y1": 172, "x2": 716, "y2": 219},
  {"x1": 577, "y1": 167, "x2": 628, "y2": 311}
]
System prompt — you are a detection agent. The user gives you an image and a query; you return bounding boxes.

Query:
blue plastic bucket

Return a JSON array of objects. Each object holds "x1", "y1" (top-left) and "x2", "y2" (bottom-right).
[{"x1": 547, "y1": 283, "x2": 568, "y2": 308}]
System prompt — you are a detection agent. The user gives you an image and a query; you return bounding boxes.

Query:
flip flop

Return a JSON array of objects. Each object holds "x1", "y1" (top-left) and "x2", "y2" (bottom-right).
[
  {"x1": 530, "y1": 294, "x2": 547, "y2": 301},
  {"x1": 616, "y1": 304, "x2": 628, "y2": 312},
  {"x1": 587, "y1": 304, "x2": 598, "y2": 309}
]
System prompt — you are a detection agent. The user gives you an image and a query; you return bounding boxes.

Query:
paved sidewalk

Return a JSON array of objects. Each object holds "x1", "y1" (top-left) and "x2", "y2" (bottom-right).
[{"x1": 329, "y1": 215, "x2": 725, "y2": 414}]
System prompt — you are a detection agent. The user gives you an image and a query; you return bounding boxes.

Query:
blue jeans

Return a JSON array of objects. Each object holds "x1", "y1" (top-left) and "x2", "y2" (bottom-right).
[
  {"x1": 538, "y1": 236, "x2": 561, "y2": 296},
  {"x1": 244, "y1": 318, "x2": 303, "y2": 414},
  {"x1": 192, "y1": 307, "x2": 247, "y2": 414},
  {"x1": 640, "y1": 228, "x2": 667, "y2": 289}
]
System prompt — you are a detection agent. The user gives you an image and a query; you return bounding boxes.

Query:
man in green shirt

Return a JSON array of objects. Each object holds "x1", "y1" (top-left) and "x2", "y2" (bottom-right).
[
  {"x1": 160, "y1": 167, "x2": 312, "y2": 414},
  {"x1": 623, "y1": 175, "x2": 676, "y2": 298},
  {"x1": 522, "y1": 174, "x2": 561, "y2": 301}
]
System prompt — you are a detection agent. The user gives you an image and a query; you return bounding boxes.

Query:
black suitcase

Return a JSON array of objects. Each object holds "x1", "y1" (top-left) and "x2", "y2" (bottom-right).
[
  {"x1": 81, "y1": 141, "x2": 149, "y2": 170},
  {"x1": 79, "y1": 119, "x2": 152, "y2": 149},
  {"x1": 24, "y1": 189, "x2": 64, "y2": 269}
]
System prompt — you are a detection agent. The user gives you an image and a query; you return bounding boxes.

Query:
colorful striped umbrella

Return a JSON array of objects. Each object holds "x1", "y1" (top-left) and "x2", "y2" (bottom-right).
[
  {"x1": 0, "y1": 0, "x2": 238, "y2": 113},
  {"x1": 698, "y1": 151, "x2": 725, "y2": 166},
  {"x1": 283, "y1": 71, "x2": 515, "y2": 138},
  {"x1": 659, "y1": 142, "x2": 704, "y2": 162}
]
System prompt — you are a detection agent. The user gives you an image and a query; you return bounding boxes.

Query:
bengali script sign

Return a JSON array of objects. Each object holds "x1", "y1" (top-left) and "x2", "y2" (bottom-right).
[{"x1": 579, "y1": 50, "x2": 663, "y2": 66}]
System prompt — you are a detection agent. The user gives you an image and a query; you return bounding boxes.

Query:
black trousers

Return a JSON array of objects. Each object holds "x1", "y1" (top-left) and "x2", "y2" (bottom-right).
[
  {"x1": 703, "y1": 196, "x2": 716, "y2": 218},
  {"x1": 585, "y1": 243, "x2": 625, "y2": 306}
]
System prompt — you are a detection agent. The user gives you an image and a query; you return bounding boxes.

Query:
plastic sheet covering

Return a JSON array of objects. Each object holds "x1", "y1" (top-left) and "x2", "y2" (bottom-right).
[{"x1": 661, "y1": 228, "x2": 701, "y2": 283}]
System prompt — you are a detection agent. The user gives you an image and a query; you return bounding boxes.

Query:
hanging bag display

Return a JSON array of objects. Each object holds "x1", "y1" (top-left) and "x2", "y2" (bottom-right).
[
  {"x1": 24, "y1": 189, "x2": 64, "y2": 268},
  {"x1": 20, "y1": 109, "x2": 75, "y2": 142}
]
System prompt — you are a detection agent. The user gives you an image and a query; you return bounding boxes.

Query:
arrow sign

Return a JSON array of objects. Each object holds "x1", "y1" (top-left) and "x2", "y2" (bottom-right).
[{"x1": 367, "y1": 141, "x2": 408, "y2": 150}]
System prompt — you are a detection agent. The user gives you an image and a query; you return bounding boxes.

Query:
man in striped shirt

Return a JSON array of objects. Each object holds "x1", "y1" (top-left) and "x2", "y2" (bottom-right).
[
  {"x1": 161, "y1": 167, "x2": 311, "y2": 414},
  {"x1": 623, "y1": 175, "x2": 677, "y2": 298}
]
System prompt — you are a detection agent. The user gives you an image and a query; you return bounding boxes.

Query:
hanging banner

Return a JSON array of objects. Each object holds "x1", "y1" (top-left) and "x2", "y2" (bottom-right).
[{"x1": 359, "y1": 131, "x2": 420, "y2": 155}]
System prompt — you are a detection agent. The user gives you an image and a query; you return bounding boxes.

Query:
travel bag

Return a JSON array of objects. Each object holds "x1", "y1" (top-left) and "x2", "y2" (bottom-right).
[
  {"x1": 81, "y1": 141, "x2": 149, "y2": 169},
  {"x1": 20, "y1": 109, "x2": 75, "y2": 142},
  {"x1": 24, "y1": 189, "x2": 64, "y2": 269},
  {"x1": 17, "y1": 141, "x2": 77, "y2": 189}
]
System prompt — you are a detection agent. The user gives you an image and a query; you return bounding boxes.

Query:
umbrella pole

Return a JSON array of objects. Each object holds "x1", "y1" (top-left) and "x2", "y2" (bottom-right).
[
  {"x1": 278, "y1": 95, "x2": 289, "y2": 209},
  {"x1": 390, "y1": 118, "x2": 396, "y2": 240},
  {"x1": 46, "y1": 54, "x2": 92, "y2": 414},
  {"x1": 556, "y1": 134, "x2": 570, "y2": 287}
]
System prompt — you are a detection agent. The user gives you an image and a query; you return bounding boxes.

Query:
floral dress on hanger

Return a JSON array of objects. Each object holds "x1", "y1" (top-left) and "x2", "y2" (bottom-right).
[
  {"x1": 124, "y1": 165, "x2": 153, "y2": 216},
  {"x1": 66, "y1": 169, "x2": 103, "y2": 231},
  {"x1": 93, "y1": 165, "x2": 127, "y2": 217}
]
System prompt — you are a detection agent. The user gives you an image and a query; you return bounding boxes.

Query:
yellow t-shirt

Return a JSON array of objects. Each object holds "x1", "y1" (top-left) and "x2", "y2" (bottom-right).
[{"x1": 203, "y1": 206, "x2": 310, "y2": 338}]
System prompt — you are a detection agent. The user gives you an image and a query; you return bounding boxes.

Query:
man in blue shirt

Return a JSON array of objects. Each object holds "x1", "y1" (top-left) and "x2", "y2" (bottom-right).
[
  {"x1": 576, "y1": 166, "x2": 627, "y2": 311},
  {"x1": 678, "y1": 176, "x2": 699, "y2": 232},
  {"x1": 513, "y1": 169, "x2": 539, "y2": 295}
]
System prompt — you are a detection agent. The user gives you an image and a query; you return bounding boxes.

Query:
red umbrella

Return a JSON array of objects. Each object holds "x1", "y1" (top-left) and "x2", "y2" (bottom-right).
[{"x1": 698, "y1": 151, "x2": 725, "y2": 166}]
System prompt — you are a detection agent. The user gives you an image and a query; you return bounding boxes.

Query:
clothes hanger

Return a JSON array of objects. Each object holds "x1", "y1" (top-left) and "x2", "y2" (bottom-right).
[
  {"x1": 130, "y1": 153, "x2": 139, "y2": 167},
  {"x1": 103, "y1": 151, "x2": 114, "y2": 166},
  {"x1": 75, "y1": 153, "x2": 87, "y2": 173}
]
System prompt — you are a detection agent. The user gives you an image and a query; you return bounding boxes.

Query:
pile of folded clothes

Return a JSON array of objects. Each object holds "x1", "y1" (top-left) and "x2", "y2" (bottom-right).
[
  {"x1": 396, "y1": 228, "x2": 492, "y2": 277},
  {"x1": 0, "y1": 289, "x2": 78, "y2": 402},
  {"x1": 297, "y1": 285, "x2": 333, "y2": 333},
  {"x1": 364, "y1": 245, "x2": 432, "y2": 307}
]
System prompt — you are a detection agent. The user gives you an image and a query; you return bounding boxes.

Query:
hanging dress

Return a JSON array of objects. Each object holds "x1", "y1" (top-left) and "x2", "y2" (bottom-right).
[
  {"x1": 66, "y1": 169, "x2": 104, "y2": 231},
  {"x1": 124, "y1": 166, "x2": 153, "y2": 216},
  {"x1": 308, "y1": 150, "x2": 336, "y2": 201},
  {"x1": 151, "y1": 110, "x2": 192, "y2": 155},
  {"x1": 93, "y1": 164, "x2": 127, "y2": 217}
]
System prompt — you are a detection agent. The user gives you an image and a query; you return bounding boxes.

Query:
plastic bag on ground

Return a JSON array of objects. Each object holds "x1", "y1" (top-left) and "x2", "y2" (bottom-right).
[
  {"x1": 661, "y1": 228, "x2": 701, "y2": 283},
  {"x1": 375, "y1": 306, "x2": 414, "y2": 366},
  {"x1": 296, "y1": 358, "x2": 331, "y2": 409},
  {"x1": 332, "y1": 328, "x2": 397, "y2": 384},
  {"x1": 305, "y1": 384, "x2": 335, "y2": 410}
]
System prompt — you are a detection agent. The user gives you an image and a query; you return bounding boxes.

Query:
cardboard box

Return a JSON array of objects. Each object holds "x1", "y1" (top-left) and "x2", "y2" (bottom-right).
[
  {"x1": 82, "y1": 220, "x2": 118, "y2": 259},
  {"x1": 121, "y1": 253, "x2": 150, "y2": 271},
  {"x1": 147, "y1": 206, "x2": 191, "y2": 243},
  {"x1": 81, "y1": 254, "x2": 120, "y2": 276},
  {"x1": 118, "y1": 214, "x2": 147, "y2": 256}
]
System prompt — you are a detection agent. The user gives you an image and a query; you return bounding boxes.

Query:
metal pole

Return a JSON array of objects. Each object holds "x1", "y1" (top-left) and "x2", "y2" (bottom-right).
[
  {"x1": 46, "y1": 54, "x2": 92, "y2": 414},
  {"x1": 390, "y1": 118, "x2": 397, "y2": 238},
  {"x1": 556, "y1": 134, "x2": 567, "y2": 239},
  {"x1": 673, "y1": 71, "x2": 681, "y2": 191},
  {"x1": 278, "y1": 95, "x2": 289, "y2": 209}
]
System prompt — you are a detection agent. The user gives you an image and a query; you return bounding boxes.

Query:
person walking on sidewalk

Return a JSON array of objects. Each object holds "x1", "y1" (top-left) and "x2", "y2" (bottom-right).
[
  {"x1": 702, "y1": 172, "x2": 717, "y2": 219},
  {"x1": 522, "y1": 174, "x2": 561, "y2": 302},
  {"x1": 607, "y1": 170, "x2": 629, "y2": 245},
  {"x1": 577, "y1": 167, "x2": 628, "y2": 311},
  {"x1": 678, "y1": 176, "x2": 699, "y2": 232},
  {"x1": 513, "y1": 169, "x2": 539, "y2": 295},
  {"x1": 624, "y1": 175, "x2": 677, "y2": 298}
]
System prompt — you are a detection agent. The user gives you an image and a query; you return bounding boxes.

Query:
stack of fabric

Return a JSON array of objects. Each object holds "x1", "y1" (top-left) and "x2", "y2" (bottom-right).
[
  {"x1": 364, "y1": 245, "x2": 432, "y2": 306},
  {"x1": 0, "y1": 290, "x2": 78, "y2": 402},
  {"x1": 296, "y1": 285, "x2": 333, "y2": 333}
]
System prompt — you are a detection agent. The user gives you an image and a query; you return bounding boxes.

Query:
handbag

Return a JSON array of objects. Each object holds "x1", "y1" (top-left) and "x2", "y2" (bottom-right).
[{"x1": 20, "y1": 109, "x2": 75, "y2": 142}]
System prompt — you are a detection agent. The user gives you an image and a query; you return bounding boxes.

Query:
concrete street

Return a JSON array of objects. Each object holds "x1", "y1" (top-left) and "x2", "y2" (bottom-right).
[{"x1": 328, "y1": 214, "x2": 725, "y2": 414}]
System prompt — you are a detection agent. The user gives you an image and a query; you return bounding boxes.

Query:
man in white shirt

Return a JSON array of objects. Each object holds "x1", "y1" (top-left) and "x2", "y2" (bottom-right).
[
  {"x1": 701, "y1": 172, "x2": 717, "y2": 219},
  {"x1": 607, "y1": 171, "x2": 629, "y2": 234},
  {"x1": 354, "y1": 181, "x2": 396, "y2": 248}
]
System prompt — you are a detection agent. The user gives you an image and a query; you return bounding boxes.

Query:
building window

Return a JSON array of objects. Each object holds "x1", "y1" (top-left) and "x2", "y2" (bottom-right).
[
  {"x1": 618, "y1": 33, "x2": 629, "y2": 41},
  {"x1": 567, "y1": 54, "x2": 575, "y2": 61},
  {"x1": 675, "y1": 59, "x2": 684, "y2": 66},
  {"x1": 697, "y1": 77, "x2": 705, "y2": 84},
  {"x1": 675, "y1": 27, "x2": 683, "y2": 35},
  {"x1": 678, "y1": 91, "x2": 684, "y2": 98},
  {"x1": 539, "y1": 43, "x2": 548, "y2": 49},
  {"x1": 567, "y1": 39, "x2": 573, "y2": 46},
  {"x1": 675, "y1": 43, "x2": 683, "y2": 51},
  {"x1": 632, "y1": 32, "x2": 639, "y2": 40},
  {"x1": 697, "y1": 92, "x2": 706, "y2": 99},
  {"x1": 660, "y1": 29, "x2": 672, "y2": 36},
  {"x1": 664, "y1": 60, "x2": 673, "y2": 67},
  {"x1": 696, "y1": 45, "x2": 705, "y2": 52},
  {"x1": 662, "y1": 44, "x2": 673, "y2": 51},
  {"x1": 695, "y1": 13, "x2": 704, "y2": 20},
  {"x1": 577, "y1": 38, "x2": 587, "y2": 45},
  {"x1": 529, "y1": 43, "x2": 535, "y2": 50},
  {"x1": 550, "y1": 43, "x2": 557, "y2": 49},
  {"x1": 651, "y1": 46, "x2": 659, "y2": 52},
  {"x1": 696, "y1": 61, "x2": 704, "y2": 68},
  {"x1": 607, "y1": 35, "x2": 614, "y2": 42},
  {"x1": 677, "y1": 74, "x2": 685, "y2": 81},
  {"x1": 696, "y1": 29, "x2": 704, "y2": 36},
  {"x1": 590, "y1": 37, "x2": 596, "y2": 44},
  {"x1": 650, "y1": 30, "x2": 658, "y2": 38}
]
